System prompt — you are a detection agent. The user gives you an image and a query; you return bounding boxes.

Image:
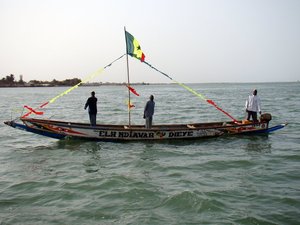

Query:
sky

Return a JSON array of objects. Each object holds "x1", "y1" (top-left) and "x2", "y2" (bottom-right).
[{"x1": 0, "y1": 0, "x2": 300, "y2": 83}]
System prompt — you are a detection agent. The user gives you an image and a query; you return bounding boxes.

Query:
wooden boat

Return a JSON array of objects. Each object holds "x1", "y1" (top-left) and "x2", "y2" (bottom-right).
[{"x1": 4, "y1": 115, "x2": 287, "y2": 141}]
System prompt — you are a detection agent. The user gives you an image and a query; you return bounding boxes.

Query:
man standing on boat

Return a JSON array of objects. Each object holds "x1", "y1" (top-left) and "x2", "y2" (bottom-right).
[
  {"x1": 84, "y1": 91, "x2": 97, "y2": 126},
  {"x1": 245, "y1": 89, "x2": 261, "y2": 122},
  {"x1": 144, "y1": 95, "x2": 155, "y2": 129}
]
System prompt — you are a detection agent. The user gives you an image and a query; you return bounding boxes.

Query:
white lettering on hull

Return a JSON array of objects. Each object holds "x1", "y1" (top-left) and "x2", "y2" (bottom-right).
[{"x1": 96, "y1": 129, "x2": 217, "y2": 140}]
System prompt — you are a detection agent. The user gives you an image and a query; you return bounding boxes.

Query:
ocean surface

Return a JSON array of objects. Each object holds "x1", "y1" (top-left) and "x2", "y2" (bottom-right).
[{"x1": 0, "y1": 82, "x2": 299, "y2": 225}]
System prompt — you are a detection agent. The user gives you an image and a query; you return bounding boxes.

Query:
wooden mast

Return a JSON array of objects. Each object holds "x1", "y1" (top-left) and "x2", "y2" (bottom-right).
[{"x1": 124, "y1": 26, "x2": 131, "y2": 127}]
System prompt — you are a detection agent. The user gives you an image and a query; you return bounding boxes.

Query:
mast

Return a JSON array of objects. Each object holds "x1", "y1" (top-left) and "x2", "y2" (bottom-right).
[{"x1": 124, "y1": 26, "x2": 131, "y2": 127}]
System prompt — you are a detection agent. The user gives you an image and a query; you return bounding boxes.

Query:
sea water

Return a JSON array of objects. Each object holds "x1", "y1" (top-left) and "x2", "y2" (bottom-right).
[{"x1": 0, "y1": 82, "x2": 299, "y2": 224}]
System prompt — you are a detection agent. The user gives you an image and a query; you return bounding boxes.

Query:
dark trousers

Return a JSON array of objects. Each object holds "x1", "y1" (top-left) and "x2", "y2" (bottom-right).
[
  {"x1": 145, "y1": 116, "x2": 153, "y2": 129},
  {"x1": 247, "y1": 111, "x2": 258, "y2": 122},
  {"x1": 89, "y1": 114, "x2": 97, "y2": 126}
]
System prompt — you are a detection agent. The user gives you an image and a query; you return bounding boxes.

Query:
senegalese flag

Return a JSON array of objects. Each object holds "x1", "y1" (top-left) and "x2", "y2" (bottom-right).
[{"x1": 125, "y1": 31, "x2": 145, "y2": 62}]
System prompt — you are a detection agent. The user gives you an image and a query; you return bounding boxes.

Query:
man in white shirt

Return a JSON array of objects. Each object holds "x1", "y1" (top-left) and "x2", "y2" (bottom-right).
[{"x1": 245, "y1": 89, "x2": 261, "y2": 122}]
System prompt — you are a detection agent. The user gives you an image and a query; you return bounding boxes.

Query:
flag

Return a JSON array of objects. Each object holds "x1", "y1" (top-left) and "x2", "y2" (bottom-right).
[
  {"x1": 23, "y1": 105, "x2": 44, "y2": 116},
  {"x1": 125, "y1": 31, "x2": 145, "y2": 62},
  {"x1": 126, "y1": 100, "x2": 135, "y2": 109},
  {"x1": 206, "y1": 100, "x2": 238, "y2": 122},
  {"x1": 126, "y1": 85, "x2": 140, "y2": 96}
]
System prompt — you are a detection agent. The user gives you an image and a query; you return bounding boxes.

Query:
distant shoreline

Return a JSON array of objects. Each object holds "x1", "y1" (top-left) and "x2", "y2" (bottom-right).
[
  {"x1": 0, "y1": 82, "x2": 154, "y2": 88},
  {"x1": 0, "y1": 81, "x2": 298, "y2": 88}
]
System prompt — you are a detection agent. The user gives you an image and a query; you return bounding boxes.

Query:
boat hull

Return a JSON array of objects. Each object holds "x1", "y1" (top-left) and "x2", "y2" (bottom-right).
[
  {"x1": 5, "y1": 118, "x2": 223, "y2": 141},
  {"x1": 4, "y1": 118, "x2": 287, "y2": 142}
]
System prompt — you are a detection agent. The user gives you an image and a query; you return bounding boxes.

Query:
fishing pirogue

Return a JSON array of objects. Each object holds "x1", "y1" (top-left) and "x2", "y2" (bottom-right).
[
  {"x1": 4, "y1": 114, "x2": 286, "y2": 141},
  {"x1": 4, "y1": 28, "x2": 287, "y2": 141}
]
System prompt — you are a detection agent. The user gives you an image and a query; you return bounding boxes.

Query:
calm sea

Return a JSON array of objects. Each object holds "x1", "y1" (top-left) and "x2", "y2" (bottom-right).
[{"x1": 0, "y1": 83, "x2": 299, "y2": 225}]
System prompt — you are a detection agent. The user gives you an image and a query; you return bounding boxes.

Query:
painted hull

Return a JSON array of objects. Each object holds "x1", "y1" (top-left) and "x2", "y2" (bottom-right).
[{"x1": 4, "y1": 118, "x2": 287, "y2": 142}]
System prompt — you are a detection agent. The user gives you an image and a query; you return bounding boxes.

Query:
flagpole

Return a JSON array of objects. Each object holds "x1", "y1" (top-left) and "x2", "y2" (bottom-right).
[{"x1": 124, "y1": 26, "x2": 131, "y2": 127}]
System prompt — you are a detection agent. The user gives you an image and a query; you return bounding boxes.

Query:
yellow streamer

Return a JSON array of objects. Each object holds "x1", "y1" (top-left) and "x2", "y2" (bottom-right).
[
  {"x1": 49, "y1": 68, "x2": 104, "y2": 104},
  {"x1": 173, "y1": 80, "x2": 207, "y2": 101},
  {"x1": 126, "y1": 99, "x2": 135, "y2": 110}
]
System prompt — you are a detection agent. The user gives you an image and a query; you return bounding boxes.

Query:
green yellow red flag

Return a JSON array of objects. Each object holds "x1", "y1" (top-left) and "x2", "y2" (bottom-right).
[{"x1": 125, "y1": 31, "x2": 145, "y2": 62}]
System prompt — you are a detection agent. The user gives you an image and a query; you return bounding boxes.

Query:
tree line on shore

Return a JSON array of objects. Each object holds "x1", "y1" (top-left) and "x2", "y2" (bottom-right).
[
  {"x1": 0, "y1": 74, "x2": 151, "y2": 87},
  {"x1": 0, "y1": 74, "x2": 81, "y2": 87}
]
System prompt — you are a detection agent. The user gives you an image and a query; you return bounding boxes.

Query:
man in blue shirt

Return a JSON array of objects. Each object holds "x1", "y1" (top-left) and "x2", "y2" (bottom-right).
[{"x1": 143, "y1": 95, "x2": 155, "y2": 129}]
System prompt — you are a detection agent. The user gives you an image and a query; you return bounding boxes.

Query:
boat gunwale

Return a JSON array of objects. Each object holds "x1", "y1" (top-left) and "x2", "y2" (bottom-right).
[{"x1": 20, "y1": 117, "x2": 268, "y2": 131}]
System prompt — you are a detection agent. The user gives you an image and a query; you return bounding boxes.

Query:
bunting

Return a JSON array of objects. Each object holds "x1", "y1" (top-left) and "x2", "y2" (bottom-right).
[
  {"x1": 126, "y1": 85, "x2": 140, "y2": 96},
  {"x1": 23, "y1": 106, "x2": 44, "y2": 116},
  {"x1": 20, "y1": 30, "x2": 238, "y2": 123},
  {"x1": 126, "y1": 99, "x2": 135, "y2": 110}
]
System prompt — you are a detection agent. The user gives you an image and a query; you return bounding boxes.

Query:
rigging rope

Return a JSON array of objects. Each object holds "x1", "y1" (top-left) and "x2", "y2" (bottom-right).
[
  {"x1": 21, "y1": 54, "x2": 126, "y2": 118},
  {"x1": 20, "y1": 51, "x2": 237, "y2": 122},
  {"x1": 143, "y1": 61, "x2": 238, "y2": 122}
]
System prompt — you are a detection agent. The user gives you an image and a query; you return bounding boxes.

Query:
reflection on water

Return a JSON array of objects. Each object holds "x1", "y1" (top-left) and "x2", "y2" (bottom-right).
[
  {"x1": 245, "y1": 141, "x2": 272, "y2": 153},
  {"x1": 55, "y1": 140, "x2": 103, "y2": 173},
  {"x1": 241, "y1": 135, "x2": 272, "y2": 153},
  {"x1": 56, "y1": 139, "x2": 101, "y2": 151}
]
